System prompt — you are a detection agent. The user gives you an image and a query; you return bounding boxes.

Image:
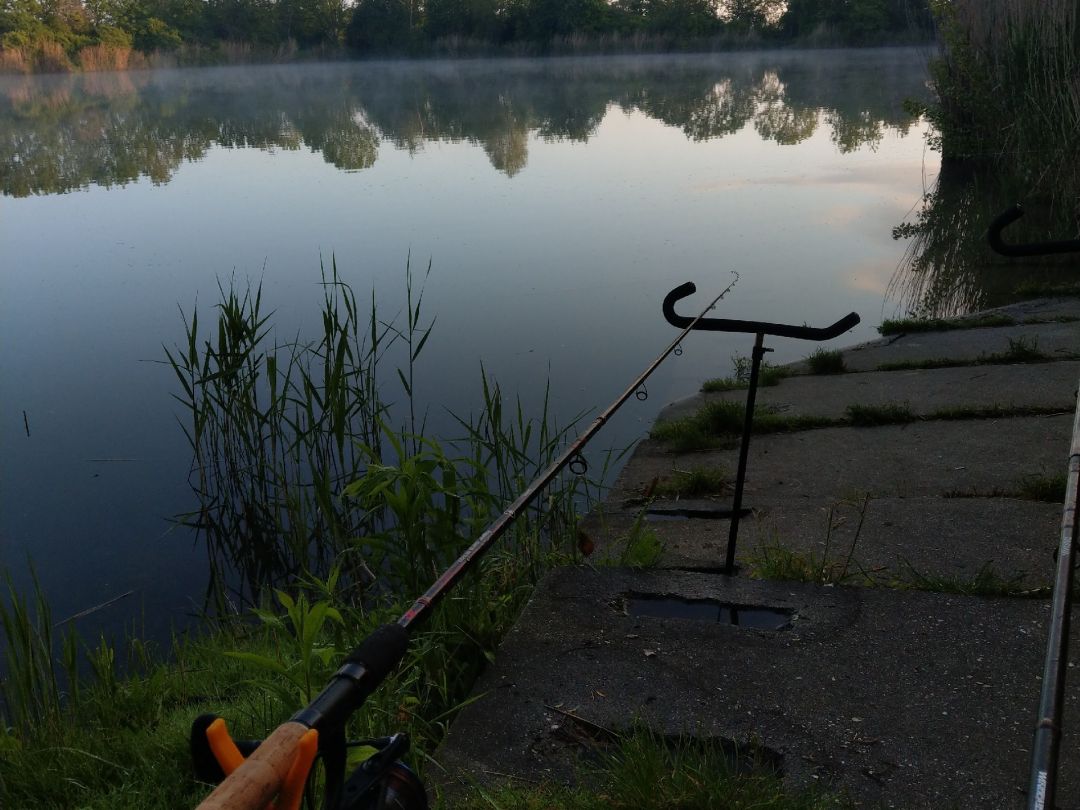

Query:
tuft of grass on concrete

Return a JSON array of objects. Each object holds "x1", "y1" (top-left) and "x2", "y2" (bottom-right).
[
  {"x1": 994, "y1": 336, "x2": 1050, "y2": 363},
  {"x1": 877, "y1": 357, "x2": 962, "y2": 372},
  {"x1": 876, "y1": 337, "x2": 1068, "y2": 372},
  {"x1": 805, "y1": 348, "x2": 846, "y2": 375},
  {"x1": 702, "y1": 355, "x2": 789, "y2": 392},
  {"x1": 878, "y1": 313, "x2": 1015, "y2": 335},
  {"x1": 654, "y1": 466, "x2": 731, "y2": 499},
  {"x1": 845, "y1": 403, "x2": 915, "y2": 426},
  {"x1": 896, "y1": 561, "x2": 1037, "y2": 598},
  {"x1": 444, "y1": 726, "x2": 846, "y2": 809},
  {"x1": 1016, "y1": 473, "x2": 1067, "y2": 503}
]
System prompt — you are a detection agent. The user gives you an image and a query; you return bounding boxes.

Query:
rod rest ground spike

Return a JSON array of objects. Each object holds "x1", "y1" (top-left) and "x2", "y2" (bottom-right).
[
  {"x1": 663, "y1": 282, "x2": 860, "y2": 339},
  {"x1": 988, "y1": 204, "x2": 1080, "y2": 257}
]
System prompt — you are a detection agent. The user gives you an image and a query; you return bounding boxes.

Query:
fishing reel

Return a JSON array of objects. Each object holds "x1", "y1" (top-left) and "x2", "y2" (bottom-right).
[
  {"x1": 337, "y1": 733, "x2": 427, "y2": 810},
  {"x1": 191, "y1": 714, "x2": 428, "y2": 810}
]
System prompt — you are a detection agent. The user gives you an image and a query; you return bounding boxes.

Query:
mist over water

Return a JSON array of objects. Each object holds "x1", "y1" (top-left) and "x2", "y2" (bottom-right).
[{"x1": 0, "y1": 48, "x2": 935, "y2": 638}]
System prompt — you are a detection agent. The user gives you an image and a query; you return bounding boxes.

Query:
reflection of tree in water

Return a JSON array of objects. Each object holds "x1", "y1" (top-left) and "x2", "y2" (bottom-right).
[
  {"x1": 888, "y1": 160, "x2": 1080, "y2": 317},
  {"x1": 0, "y1": 50, "x2": 929, "y2": 197}
]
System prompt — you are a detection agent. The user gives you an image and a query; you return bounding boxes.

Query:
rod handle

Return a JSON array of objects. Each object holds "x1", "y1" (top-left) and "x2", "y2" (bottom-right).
[{"x1": 196, "y1": 721, "x2": 309, "y2": 810}]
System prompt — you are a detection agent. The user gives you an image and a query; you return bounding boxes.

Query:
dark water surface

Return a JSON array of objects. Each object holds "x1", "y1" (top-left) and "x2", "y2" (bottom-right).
[{"x1": 0, "y1": 49, "x2": 935, "y2": 637}]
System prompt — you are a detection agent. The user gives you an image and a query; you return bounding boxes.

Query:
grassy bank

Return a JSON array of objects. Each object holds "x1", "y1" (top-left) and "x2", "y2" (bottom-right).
[
  {"x1": 0, "y1": 264, "x2": 845, "y2": 807},
  {"x1": 2, "y1": 266, "x2": 590, "y2": 806}
]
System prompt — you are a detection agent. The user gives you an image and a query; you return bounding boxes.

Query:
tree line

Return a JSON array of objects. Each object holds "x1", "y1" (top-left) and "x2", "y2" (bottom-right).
[{"x1": 0, "y1": 0, "x2": 934, "y2": 70}]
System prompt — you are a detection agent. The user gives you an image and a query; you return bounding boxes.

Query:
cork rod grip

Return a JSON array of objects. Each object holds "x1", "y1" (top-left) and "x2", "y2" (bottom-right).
[{"x1": 196, "y1": 721, "x2": 309, "y2": 810}]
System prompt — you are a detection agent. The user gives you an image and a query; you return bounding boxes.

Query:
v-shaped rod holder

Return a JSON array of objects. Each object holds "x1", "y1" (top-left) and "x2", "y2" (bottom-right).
[
  {"x1": 663, "y1": 282, "x2": 860, "y2": 340},
  {"x1": 988, "y1": 204, "x2": 1080, "y2": 258},
  {"x1": 662, "y1": 281, "x2": 860, "y2": 574}
]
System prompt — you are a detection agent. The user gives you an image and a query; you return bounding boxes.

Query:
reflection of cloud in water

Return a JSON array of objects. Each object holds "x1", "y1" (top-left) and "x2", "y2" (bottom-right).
[
  {"x1": 816, "y1": 203, "x2": 865, "y2": 228},
  {"x1": 843, "y1": 257, "x2": 898, "y2": 296},
  {"x1": 755, "y1": 161, "x2": 934, "y2": 190}
]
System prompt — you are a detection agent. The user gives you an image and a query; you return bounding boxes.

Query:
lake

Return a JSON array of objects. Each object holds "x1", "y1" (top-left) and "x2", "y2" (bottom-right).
[{"x1": 0, "y1": 48, "x2": 937, "y2": 638}]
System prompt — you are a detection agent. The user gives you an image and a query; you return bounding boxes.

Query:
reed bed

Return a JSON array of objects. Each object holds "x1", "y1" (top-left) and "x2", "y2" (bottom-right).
[
  {"x1": 929, "y1": 0, "x2": 1079, "y2": 210},
  {"x1": 889, "y1": 0, "x2": 1079, "y2": 317},
  {"x1": 167, "y1": 259, "x2": 589, "y2": 612},
  {"x1": 2, "y1": 259, "x2": 599, "y2": 805}
]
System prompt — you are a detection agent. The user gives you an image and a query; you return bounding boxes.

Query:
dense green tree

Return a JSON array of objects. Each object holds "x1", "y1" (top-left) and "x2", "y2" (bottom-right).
[
  {"x1": 780, "y1": 0, "x2": 931, "y2": 41},
  {"x1": 279, "y1": 0, "x2": 347, "y2": 46},
  {"x1": 650, "y1": 0, "x2": 721, "y2": 37},
  {"x1": 722, "y1": 0, "x2": 782, "y2": 33},
  {"x1": 345, "y1": 0, "x2": 412, "y2": 51},
  {"x1": 426, "y1": 0, "x2": 502, "y2": 41}
]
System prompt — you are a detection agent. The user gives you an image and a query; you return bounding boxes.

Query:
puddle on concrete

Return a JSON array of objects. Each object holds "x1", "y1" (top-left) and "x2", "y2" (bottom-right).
[{"x1": 625, "y1": 594, "x2": 793, "y2": 630}]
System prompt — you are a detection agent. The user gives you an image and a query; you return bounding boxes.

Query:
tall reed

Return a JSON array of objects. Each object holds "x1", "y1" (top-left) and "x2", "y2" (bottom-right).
[
  {"x1": 166, "y1": 260, "x2": 395, "y2": 605},
  {"x1": 927, "y1": 0, "x2": 1079, "y2": 213},
  {"x1": 168, "y1": 259, "x2": 589, "y2": 610}
]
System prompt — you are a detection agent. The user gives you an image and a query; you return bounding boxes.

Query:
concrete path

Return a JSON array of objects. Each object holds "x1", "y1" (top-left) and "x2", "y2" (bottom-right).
[
  {"x1": 437, "y1": 568, "x2": 1080, "y2": 808},
  {"x1": 659, "y1": 362, "x2": 1080, "y2": 423},
  {"x1": 436, "y1": 298, "x2": 1080, "y2": 808}
]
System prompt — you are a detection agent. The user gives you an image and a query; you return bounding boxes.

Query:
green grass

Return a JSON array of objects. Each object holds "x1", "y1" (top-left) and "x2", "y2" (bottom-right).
[
  {"x1": 651, "y1": 402, "x2": 839, "y2": 451},
  {"x1": 845, "y1": 403, "x2": 915, "y2": 426},
  {"x1": 653, "y1": 397, "x2": 1066, "y2": 452},
  {"x1": 805, "y1": 348, "x2": 846, "y2": 375},
  {"x1": 896, "y1": 561, "x2": 1037, "y2": 598},
  {"x1": 994, "y1": 336, "x2": 1050, "y2": 363},
  {"x1": 0, "y1": 266, "x2": 601, "y2": 808},
  {"x1": 1016, "y1": 473, "x2": 1068, "y2": 503},
  {"x1": 877, "y1": 358, "x2": 964, "y2": 372},
  {"x1": 929, "y1": 404, "x2": 1066, "y2": 421},
  {"x1": 876, "y1": 336, "x2": 1066, "y2": 372},
  {"x1": 653, "y1": 465, "x2": 731, "y2": 498},
  {"x1": 877, "y1": 313, "x2": 1016, "y2": 335},
  {"x1": 445, "y1": 726, "x2": 846, "y2": 809},
  {"x1": 749, "y1": 496, "x2": 870, "y2": 587},
  {"x1": 702, "y1": 354, "x2": 789, "y2": 392}
]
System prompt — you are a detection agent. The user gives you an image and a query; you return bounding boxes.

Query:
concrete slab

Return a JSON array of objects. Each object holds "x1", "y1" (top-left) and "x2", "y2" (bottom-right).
[
  {"x1": 747, "y1": 496, "x2": 1060, "y2": 587},
  {"x1": 579, "y1": 497, "x2": 1061, "y2": 587},
  {"x1": 659, "y1": 362, "x2": 1080, "y2": 424},
  {"x1": 787, "y1": 320, "x2": 1080, "y2": 374},
  {"x1": 613, "y1": 415, "x2": 1073, "y2": 505},
  {"x1": 435, "y1": 567, "x2": 1080, "y2": 809},
  {"x1": 992, "y1": 298, "x2": 1080, "y2": 321}
]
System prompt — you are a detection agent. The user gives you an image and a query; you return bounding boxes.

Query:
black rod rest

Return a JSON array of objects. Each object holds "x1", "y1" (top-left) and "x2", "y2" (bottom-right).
[
  {"x1": 661, "y1": 281, "x2": 860, "y2": 575},
  {"x1": 663, "y1": 282, "x2": 859, "y2": 339},
  {"x1": 988, "y1": 204, "x2": 1080, "y2": 258}
]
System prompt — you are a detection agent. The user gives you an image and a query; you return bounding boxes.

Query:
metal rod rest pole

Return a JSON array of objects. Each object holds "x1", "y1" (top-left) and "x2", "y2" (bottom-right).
[{"x1": 724, "y1": 331, "x2": 767, "y2": 574}]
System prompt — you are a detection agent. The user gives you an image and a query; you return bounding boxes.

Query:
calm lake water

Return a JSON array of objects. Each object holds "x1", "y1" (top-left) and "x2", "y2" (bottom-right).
[{"x1": 0, "y1": 48, "x2": 936, "y2": 637}]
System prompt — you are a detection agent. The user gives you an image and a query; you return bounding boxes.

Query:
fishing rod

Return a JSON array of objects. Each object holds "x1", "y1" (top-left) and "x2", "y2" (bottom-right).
[
  {"x1": 987, "y1": 204, "x2": 1080, "y2": 810},
  {"x1": 190, "y1": 276, "x2": 738, "y2": 810}
]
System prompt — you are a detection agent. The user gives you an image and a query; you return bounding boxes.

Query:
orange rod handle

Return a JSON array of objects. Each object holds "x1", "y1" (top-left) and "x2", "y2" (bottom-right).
[
  {"x1": 277, "y1": 729, "x2": 319, "y2": 810},
  {"x1": 196, "y1": 721, "x2": 310, "y2": 810},
  {"x1": 205, "y1": 718, "x2": 246, "y2": 775}
]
